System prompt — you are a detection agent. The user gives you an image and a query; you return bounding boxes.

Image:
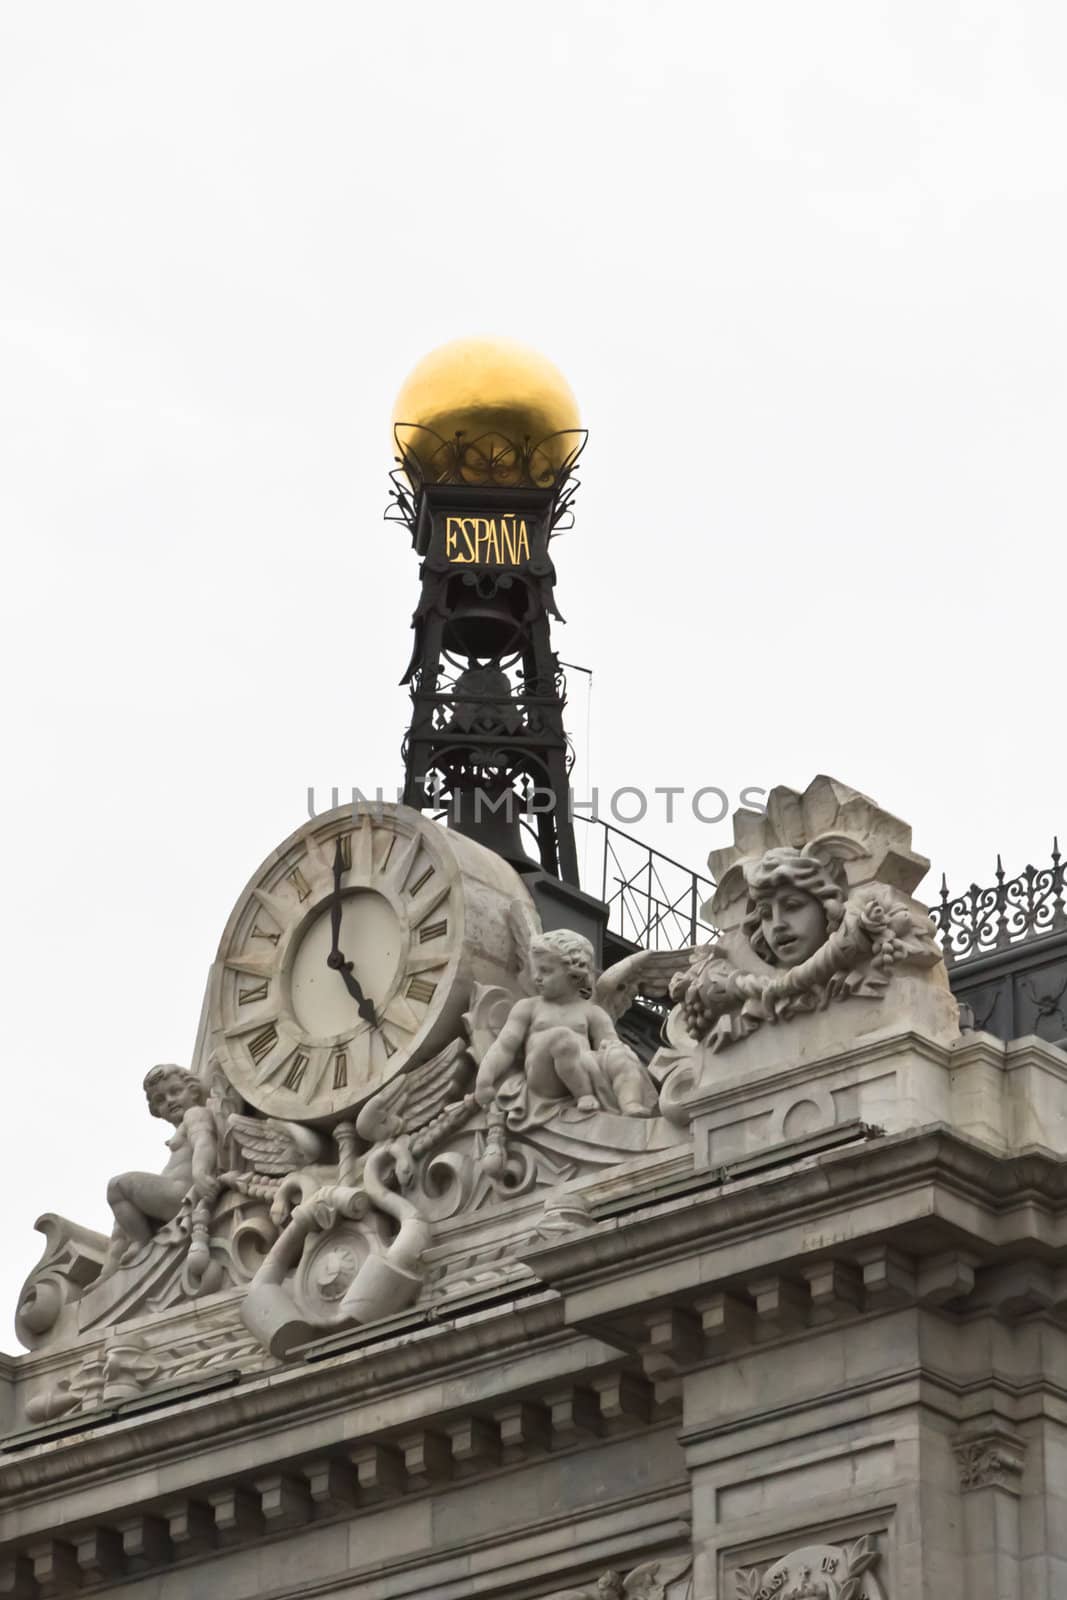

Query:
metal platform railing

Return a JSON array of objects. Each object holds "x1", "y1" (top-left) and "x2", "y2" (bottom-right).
[{"x1": 576, "y1": 815, "x2": 717, "y2": 952}]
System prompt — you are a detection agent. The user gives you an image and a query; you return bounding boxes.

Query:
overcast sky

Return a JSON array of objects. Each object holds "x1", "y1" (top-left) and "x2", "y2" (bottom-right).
[{"x1": 1, "y1": 3, "x2": 1064, "y2": 1352}]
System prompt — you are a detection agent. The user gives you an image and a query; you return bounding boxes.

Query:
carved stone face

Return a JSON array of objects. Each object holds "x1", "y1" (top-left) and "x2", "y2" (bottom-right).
[
  {"x1": 531, "y1": 947, "x2": 579, "y2": 1001},
  {"x1": 146, "y1": 1073, "x2": 202, "y2": 1126},
  {"x1": 756, "y1": 889, "x2": 828, "y2": 968}
]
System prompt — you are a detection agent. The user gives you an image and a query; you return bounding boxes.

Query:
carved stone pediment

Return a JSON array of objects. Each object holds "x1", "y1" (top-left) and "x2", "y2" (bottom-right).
[{"x1": 661, "y1": 778, "x2": 958, "y2": 1108}]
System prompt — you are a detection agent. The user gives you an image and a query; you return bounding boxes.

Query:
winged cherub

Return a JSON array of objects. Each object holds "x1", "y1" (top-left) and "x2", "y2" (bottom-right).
[
  {"x1": 474, "y1": 926, "x2": 691, "y2": 1120},
  {"x1": 101, "y1": 1065, "x2": 220, "y2": 1278}
]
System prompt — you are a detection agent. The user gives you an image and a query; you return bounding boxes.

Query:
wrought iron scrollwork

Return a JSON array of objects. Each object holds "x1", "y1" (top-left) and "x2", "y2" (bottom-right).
[
  {"x1": 933, "y1": 840, "x2": 1067, "y2": 967},
  {"x1": 385, "y1": 424, "x2": 587, "y2": 539}
]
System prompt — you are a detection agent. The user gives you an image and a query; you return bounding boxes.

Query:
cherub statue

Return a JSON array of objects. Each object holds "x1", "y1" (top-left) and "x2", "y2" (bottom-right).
[
  {"x1": 101, "y1": 1065, "x2": 220, "y2": 1279},
  {"x1": 473, "y1": 923, "x2": 692, "y2": 1166},
  {"x1": 476, "y1": 931, "x2": 627, "y2": 1116}
]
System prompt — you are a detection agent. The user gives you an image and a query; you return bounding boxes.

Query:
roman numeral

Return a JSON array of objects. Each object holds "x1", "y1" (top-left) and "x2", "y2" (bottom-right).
[
  {"x1": 238, "y1": 980, "x2": 269, "y2": 1006},
  {"x1": 406, "y1": 976, "x2": 437, "y2": 1005},
  {"x1": 418, "y1": 918, "x2": 447, "y2": 943},
  {"x1": 382, "y1": 1035, "x2": 396, "y2": 1058},
  {"x1": 332, "y1": 1051, "x2": 348, "y2": 1090},
  {"x1": 250, "y1": 923, "x2": 281, "y2": 945},
  {"x1": 287, "y1": 866, "x2": 312, "y2": 903},
  {"x1": 283, "y1": 1052, "x2": 310, "y2": 1092},
  {"x1": 248, "y1": 1024, "x2": 277, "y2": 1065},
  {"x1": 336, "y1": 833, "x2": 352, "y2": 870},
  {"x1": 409, "y1": 865, "x2": 435, "y2": 897}
]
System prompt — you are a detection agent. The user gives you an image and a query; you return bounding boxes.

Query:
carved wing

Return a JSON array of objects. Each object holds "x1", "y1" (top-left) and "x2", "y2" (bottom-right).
[
  {"x1": 595, "y1": 948, "x2": 695, "y2": 1021},
  {"x1": 355, "y1": 1038, "x2": 472, "y2": 1142},
  {"x1": 226, "y1": 1114, "x2": 326, "y2": 1176},
  {"x1": 507, "y1": 897, "x2": 541, "y2": 994},
  {"x1": 623, "y1": 1556, "x2": 692, "y2": 1599},
  {"x1": 205, "y1": 1055, "x2": 244, "y2": 1154},
  {"x1": 463, "y1": 982, "x2": 517, "y2": 1065}
]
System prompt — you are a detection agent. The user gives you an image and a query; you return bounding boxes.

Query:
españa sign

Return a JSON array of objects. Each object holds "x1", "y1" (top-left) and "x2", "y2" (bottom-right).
[{"x1": 443, "y1": 515, "x2": 532, "y2": 566}]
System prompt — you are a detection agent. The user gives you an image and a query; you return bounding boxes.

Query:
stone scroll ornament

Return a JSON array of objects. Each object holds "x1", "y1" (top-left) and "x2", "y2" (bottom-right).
[
  {"x1": 239, "y1": 1039, "x2": 479, "y2": 1357},
  {"x1": 543, "y1": 1554, "x2": 692, "y2": 1600},
  {"x1": 668, "y1": 776, "x2": 946, "y2": 1054},
  {"x1": 735, "y1": 1536, "x2": 884, "y2": 1600}
]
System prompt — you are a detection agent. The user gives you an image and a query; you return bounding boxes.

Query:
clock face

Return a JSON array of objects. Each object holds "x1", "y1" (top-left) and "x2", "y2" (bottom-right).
[{"x1": 209, "y1": 806, "x2": 467, "y2": 1122}]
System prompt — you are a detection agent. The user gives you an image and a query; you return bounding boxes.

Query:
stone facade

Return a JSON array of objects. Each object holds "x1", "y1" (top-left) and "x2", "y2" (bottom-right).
[{"x1": 2, "y1": 780, "x2": 1065, "y2": 1599}]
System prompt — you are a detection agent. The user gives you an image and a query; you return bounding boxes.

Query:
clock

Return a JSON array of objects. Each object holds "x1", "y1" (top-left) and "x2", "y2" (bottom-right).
[{"x1": 208, "y1": 803, "x2": 532, "y2": 1124}]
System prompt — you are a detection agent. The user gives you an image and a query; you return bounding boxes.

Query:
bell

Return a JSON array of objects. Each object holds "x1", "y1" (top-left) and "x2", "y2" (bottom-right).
[
  {"x1": 442, "y1": 574, "x2": 528, "y2": 658},
  {"x1": 445, "y1": 781, "x2": 536, "y2": 873}
]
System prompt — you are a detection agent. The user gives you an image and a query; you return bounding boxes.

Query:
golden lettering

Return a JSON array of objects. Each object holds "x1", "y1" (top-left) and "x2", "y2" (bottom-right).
[{"x1": 444, "y1": 513, "x2": 532, "y2": 566}]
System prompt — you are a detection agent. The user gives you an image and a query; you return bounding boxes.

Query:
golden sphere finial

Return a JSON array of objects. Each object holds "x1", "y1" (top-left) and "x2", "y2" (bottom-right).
[{"x1": 391, "y1": 335, "x2": 581, "y2": 482}]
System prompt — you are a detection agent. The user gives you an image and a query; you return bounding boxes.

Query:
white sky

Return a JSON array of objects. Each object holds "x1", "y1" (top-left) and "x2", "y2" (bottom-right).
[{"x1": 1, "y1": 3, "x2": 1064, "y2": 1353}]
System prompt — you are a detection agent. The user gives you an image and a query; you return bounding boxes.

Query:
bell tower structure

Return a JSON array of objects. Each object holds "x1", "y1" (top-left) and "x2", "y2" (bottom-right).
[{"x1": 389, "y1": 337, "x2": 585, "y2": 886}]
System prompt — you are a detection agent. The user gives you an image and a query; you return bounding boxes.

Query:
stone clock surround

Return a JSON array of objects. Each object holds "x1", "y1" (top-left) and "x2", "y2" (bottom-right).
[{"x1": 209, "y1": 804, "x2": 533, "y2": 1123}]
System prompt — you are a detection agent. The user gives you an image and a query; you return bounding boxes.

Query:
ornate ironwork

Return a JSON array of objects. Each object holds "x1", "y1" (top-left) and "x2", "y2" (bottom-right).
[
  {"x1": 395, "y1": 469, "x2": 580, "y2": 879},
  {"x1": 577, "y1": 817, "x2": 718, "y2": 953},
  {"x1": 576, "y1": 825, "x2": 1067, "y2": 976},
  {"x1": 932, "y1": 840, "x2": 1067, "y2": 968},
  {"x1": 385, "y1": 424, "x2": 586, "y2": 541}
]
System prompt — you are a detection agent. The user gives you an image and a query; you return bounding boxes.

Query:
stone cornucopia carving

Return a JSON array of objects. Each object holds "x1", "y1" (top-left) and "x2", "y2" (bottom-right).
[
  {"x1": 657, "y1": 777, "x2": 958, "y2": 1121},
  {"x1": 672, "y1": 854, "x2": 941, "y2": 1049},
  {"x1": 671, "y1": 776, "x2": 945, "y2": 1050}
]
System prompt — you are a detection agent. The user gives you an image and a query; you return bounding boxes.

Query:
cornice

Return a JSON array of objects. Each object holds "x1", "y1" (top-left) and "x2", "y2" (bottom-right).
[{"x1": 519, "y1": 1125, "x2": 1067, "y2": 1297}]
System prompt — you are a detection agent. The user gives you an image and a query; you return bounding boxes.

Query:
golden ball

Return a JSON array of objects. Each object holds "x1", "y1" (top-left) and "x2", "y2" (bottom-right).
[{"x1": 391, "y1": 336, "x2": 581, "y2": 482}]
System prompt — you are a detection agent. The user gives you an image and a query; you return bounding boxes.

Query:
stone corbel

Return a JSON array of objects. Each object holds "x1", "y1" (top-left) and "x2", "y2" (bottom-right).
[{"x1": 954, "y1": 1427, "x2": 1026, "y2": 1493}]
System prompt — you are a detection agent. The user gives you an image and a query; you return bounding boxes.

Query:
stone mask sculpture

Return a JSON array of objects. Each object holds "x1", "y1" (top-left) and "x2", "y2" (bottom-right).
[{"x1": 667, "y1": 777, "x2": 951, "y2": 1057}]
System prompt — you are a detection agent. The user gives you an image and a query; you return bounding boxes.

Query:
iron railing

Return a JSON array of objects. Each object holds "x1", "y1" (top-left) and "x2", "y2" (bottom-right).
[
  {"x1": 932, "y1": 841, "x2": 1067, "y2": 968},
  {"x1": 574, "y1": 822, "x2": 1067, "y2": 976},
  {"x1": 576, "y1": 816, "x2": 717, "y2": 951}
]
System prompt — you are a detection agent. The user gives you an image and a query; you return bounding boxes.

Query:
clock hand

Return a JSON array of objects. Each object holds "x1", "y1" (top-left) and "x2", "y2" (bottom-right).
[
  {"x1": 336, "y1": 960, "x2": 378, "y2": 1028},
  {"x1": 326, "y1": 835, "x2": 378, "y2": 1027},
  {"x1": 329, "y1": 836, "x2": 344, "y2": 964}
]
